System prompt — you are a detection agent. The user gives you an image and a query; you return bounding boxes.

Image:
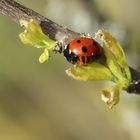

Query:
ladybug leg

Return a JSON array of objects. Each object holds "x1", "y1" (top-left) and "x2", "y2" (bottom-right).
[{"x1": 85, "y1": 56, "x2": 88, "y2": 63}]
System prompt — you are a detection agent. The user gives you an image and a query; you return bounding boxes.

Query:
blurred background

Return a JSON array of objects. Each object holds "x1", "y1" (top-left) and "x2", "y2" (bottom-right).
[{"x1": 0, "y1": 0, "x2": 140, "y2": 140}]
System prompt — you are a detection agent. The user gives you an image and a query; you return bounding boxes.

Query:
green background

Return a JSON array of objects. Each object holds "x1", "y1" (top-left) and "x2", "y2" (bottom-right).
[{"x1": 0, "y1": 0, "x2": 140, "y2": 140}]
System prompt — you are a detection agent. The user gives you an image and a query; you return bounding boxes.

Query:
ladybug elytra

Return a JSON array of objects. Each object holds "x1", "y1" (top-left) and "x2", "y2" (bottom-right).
[{"x1": 63, "y1": 37, "x2": 102, "y2": 65}]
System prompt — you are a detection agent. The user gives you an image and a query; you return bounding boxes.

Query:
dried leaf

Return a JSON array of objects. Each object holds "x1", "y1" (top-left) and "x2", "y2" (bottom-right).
[{"x1": 101, "y1": 83, "x2": 122, "y2": 108}]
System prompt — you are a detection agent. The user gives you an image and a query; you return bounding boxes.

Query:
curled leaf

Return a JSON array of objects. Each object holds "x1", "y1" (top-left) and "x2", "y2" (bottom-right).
[
  {"x1": 19, "y1": 19, "x2": 56, "y2": 49},
  {"x1": 103, "y1": 47, "x2": 129, "y2": 88},
  {"x1": 101, "y1": 83, "x2": 122, "y2": 108},
  {"x1": 19, "y1": 19, "x2": 56, "y2": 63},
  {"x1": 66, "y1": 62, "x2": 113, "y2": 81},
  {"x1": 95, "y1": 29, "x2": 131, "y2": 89},
  {"x1": 95, "y1": 29, "x2": 126, "y2": 66}
]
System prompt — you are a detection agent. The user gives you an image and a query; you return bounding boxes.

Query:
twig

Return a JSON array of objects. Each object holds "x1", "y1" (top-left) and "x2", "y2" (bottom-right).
[
  {"x1": 0, "y1": 0, "x2": 79, "y2": 43},
  {"x1": 0, "y1": 0, "x2": 140, "y2": 94},
  {"x1": 127, "y1": 67, "x2": 140, "y2": 94}
]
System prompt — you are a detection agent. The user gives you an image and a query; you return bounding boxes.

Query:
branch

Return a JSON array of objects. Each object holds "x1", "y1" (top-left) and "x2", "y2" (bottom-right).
[
  {"x1": 0, "y1": 0, "x2": 79, "y2": 43},
  {"x1": 127, "y1": 67, "x2": 140, "y2": 94},
  {"x1": 0, "y1": 0, "x2": 140, "y2": 94}
]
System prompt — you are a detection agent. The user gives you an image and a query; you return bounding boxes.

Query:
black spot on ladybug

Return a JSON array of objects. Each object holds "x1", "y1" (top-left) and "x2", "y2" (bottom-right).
[
  {"x1": 77, "y1": 40, "x2": 81, "y2": 43},
  {"x1": 82, "y1": 46, "x2": 88, "y2": 53},
  {"x1": 93, "y1": 41, "x2": 98, "y2": 46}
]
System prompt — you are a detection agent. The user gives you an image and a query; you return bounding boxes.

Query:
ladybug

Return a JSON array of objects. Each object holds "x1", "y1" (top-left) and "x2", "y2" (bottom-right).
[{"x1": 63, "y1": 37, "x2": 102, "y2": 65}]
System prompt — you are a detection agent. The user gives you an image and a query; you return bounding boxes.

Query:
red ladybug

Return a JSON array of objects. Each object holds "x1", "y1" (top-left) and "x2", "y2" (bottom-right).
[{"x1": 63, "y1": 37, "x2": 102, "y2": 65}]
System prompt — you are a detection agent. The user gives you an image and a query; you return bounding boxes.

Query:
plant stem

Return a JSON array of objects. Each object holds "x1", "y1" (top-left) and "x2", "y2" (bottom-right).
[{"x1": 127, "y1": 67, "x2": 140, "y2": 94}]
